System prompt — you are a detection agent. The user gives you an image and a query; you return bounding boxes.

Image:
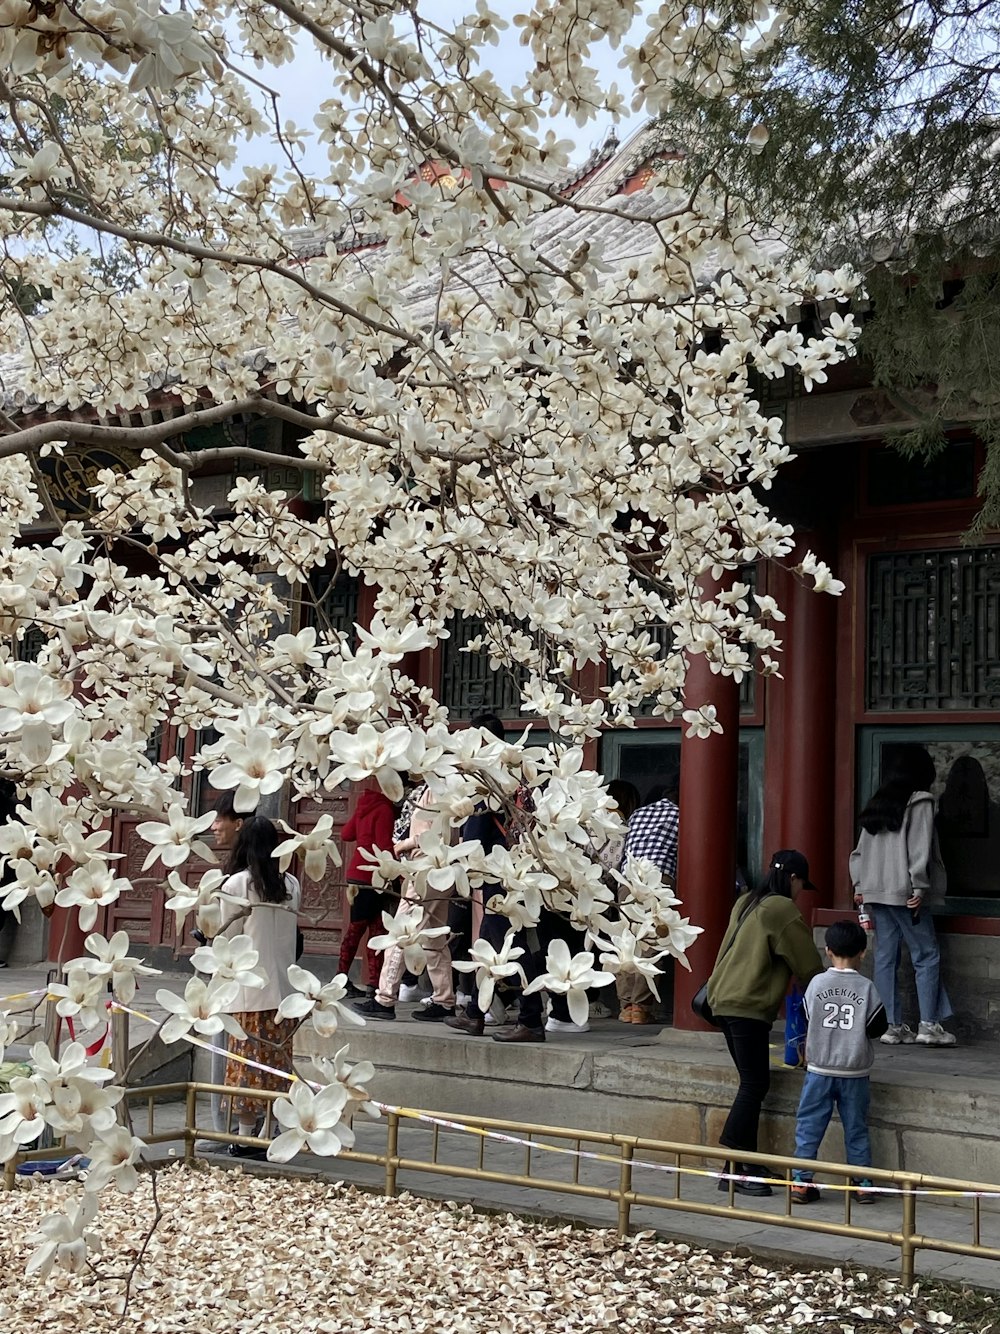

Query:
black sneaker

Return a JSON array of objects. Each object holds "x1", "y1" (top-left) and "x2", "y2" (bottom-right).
[
  {"x1": 227, "y1": 1143, "x2": 268, "y2": 1160},
  {"x1": 352, "y1": 997, "x2": 396, "y2": 1019},
  {"x1": 343, "y1": 979, "x2": 366, "y2": 1000},
  {"x1": 718, "y1": 1165, "x2": 773, "y2": 1197},
  {"x1": 412, "y1": 1003, "x2": 456, "y2": 1022}
]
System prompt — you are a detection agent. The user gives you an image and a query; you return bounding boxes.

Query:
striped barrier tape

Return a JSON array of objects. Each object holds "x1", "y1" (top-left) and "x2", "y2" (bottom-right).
[{"x1": 109, "y1": 1002, "x2": 1000, "y2": 1201}]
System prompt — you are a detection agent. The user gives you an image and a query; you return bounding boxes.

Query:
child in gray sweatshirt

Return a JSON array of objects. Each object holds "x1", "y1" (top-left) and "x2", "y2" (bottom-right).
[{"x1": 791, "y1": 920, "x2": 888, "y2": 1205}]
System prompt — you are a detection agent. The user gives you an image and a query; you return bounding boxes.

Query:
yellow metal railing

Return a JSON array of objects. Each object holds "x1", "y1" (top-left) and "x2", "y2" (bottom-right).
[{"x1": 7, "y1": 1081, "x2": 1000, "y2": 1288}]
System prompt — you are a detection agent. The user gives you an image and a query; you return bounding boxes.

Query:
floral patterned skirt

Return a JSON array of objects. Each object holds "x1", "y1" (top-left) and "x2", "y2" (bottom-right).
[{"x1": 224, "y1": 1009, "x2": 297, "y2": 1119}]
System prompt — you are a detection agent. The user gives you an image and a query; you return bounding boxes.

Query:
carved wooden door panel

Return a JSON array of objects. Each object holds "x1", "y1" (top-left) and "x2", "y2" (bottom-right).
[
  {"x1": 293, "y1": 785, "x2": 351, "y2": 957},
  {"x1": 104, "y1": 813, "x2": 165, "y2": 948}
]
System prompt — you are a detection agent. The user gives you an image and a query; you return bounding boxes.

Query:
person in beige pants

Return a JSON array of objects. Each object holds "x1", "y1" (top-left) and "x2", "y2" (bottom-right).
[{"x1": 354, "y1": 783, "x2": 456, "y2": 1021}]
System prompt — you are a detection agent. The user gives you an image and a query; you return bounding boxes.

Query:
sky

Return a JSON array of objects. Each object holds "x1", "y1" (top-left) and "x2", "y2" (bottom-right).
[{"x1": 240, "y1": 0, "x2": 647, "y2": 178}]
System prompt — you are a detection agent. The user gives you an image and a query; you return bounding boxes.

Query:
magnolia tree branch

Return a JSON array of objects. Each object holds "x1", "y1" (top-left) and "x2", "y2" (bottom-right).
[{"x1": 0, "y1": 194, "x2": 424, "y2": 348}]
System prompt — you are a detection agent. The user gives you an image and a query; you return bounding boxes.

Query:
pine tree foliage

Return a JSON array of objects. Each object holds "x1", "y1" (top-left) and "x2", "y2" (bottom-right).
[{"x1": 659, "y1": 0, "x2": 1000, "y2": 523}]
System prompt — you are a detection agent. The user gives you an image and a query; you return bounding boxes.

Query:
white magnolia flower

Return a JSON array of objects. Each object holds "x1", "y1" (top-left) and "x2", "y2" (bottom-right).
[
  {"x1": 268, "y1": 1079, "x2": 353, "y2": 1162},
  {"x1": 0, "y1": 1074, "x2": 48, "y2": 1158},
  {"x1": 408, "y1": 830, "x2": 477, "y2": 898},
  {"x1": 680, "y1": 704, "x2": 723, "y2": 740},
  {"x1": 592, "y1": 924, "x2": 668, "y2": 999},
  {"x1": 327, "y1": 723, "x2": 417, "y2": 802},
  {"x1": 452, "y1": 935, "x2": 526, "y2": 1012},
  {"x1": 796, "y1": 550, "x2": 846, "y2": 596},
  {"x1": 26, "y1": 1192, "x2": 101, "y2": 1278},
  {"x1": 355, "y1": 616, "x2": 436, "y2": 661},
  {"x1": 49, "y1": 969, "x2": 107, "y2": 1031},
  {"x1": 1, "y1": 860, "x2": 57, "y2": 920},
  {"x1": 30, "y1": 1040, "x2": 117, "y2": 1087},
  {"x1": 273, "y1": 814, "x2": 341, "y2": 881},
  {"x1": 164, "y1": 868, "x2": 226, "y2": 934},
  {"x1": 55, "y1": 860, "x2": 130, "y2": 931},
  {"x1": 52, "y1": 1075, "x2": 124, "y2": 1139},
  {"x1": 210, "y1": 726, "x2": 295, "y2": 811},
  {"x1": 652, "y1": 911, "x2": 703, "y2": 964},
  {"x1": 277, "y1": 966, "x2": 364, "y2": 1038},
  {"x1": 0, "y1": 663, "x2": 75, "y2": 763},
  {"x1": 0, "y1": 1009, "x2": 18, "y2": 1063},
  {"x1": 267, "y1": 626, "x2": 326, "y2": 669},
  {"x1": 368, "y1": 903, "x2": 451, "y2": 974},
  {"x1": 311, "y1": 1046, "x2": 380, "y2": 1118},
  {"x1": 523, "y1": 938, "x2": 615, "y2": 1026},
  {"x1": 156, "y1": 977, "x2": 245, "y2": 1044},
  {"x1": 66, "y1": 930, "x2": 159, "y2": 1004},
  {"x1": 190, "y1": 933, "x2": 265, "y2": 990},
  {"x1": 135, "y1": 804, "x2": 217, "y2": 870},
  {"x1": 84, "y1": 1125, "x2": 145, "y2": 1194}
]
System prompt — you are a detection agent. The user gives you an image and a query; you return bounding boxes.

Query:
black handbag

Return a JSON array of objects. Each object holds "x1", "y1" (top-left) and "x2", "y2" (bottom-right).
[{"x1": 691, "y1": 981, "x2": 717, "y2": 1026}]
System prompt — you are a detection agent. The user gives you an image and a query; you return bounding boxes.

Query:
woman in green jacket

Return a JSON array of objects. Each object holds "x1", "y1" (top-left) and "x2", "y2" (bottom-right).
[{"x1": 707, "y1": 850, "x2": 823, "y2": 1196}]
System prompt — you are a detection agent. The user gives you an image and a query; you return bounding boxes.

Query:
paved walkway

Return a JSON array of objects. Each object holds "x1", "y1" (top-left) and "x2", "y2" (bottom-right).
[{"x1": 156, "y1": 1097, "x2": 1000, "y2": 1292}]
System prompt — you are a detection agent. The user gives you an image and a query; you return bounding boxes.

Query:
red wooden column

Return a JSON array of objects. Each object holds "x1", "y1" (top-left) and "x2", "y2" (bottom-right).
[
  {"x1": 45, "y1": 904, "x2": 87, "y2": 967},
  {"x1": 774, "y1": 538, "x2": 838, "y2": 917},
  {"x1": 673, "y1": 602, "x2": 741, "y2": 1030}
]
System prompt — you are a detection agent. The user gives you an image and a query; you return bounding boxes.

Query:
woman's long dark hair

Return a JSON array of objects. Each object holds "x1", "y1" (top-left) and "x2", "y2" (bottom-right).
[
  {"x1": 607, "y1": 779, "x2": 640, "y2": 823},
  {"x1": 859, "y1": 745, "x2": 936, "y2": 836},
  {"x1": 225, "y1": 815, "x2": 288, "y2": 903}
]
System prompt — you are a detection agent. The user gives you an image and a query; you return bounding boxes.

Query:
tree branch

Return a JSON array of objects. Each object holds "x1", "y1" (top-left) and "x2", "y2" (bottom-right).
[{"x1": 0, "y1": 195, "x2": 423, "y2": 349}]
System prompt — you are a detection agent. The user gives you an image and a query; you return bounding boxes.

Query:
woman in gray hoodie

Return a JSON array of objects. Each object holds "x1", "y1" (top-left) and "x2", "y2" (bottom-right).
[{"x1": 850, "y1": 745, "x2": 955, "y2": 1047}]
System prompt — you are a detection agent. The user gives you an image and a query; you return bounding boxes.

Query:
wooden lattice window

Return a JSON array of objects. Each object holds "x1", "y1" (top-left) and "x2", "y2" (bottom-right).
[
  {"x1": 14, "y1": 625, "x2": 47, "y2": 662},
  {"x1": 866, "y1": 547, "x2": 1000, "y2": 711},
  {"x1": 301, "y1": 571, "x2": 359, "y2": 647},
  {"x1": 440, "y1": 616, "x2": 526, "y2": 719}
]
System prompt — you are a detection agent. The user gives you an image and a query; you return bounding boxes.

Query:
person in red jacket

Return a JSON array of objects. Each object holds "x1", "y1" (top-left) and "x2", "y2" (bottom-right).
[{"x1": 338, "y1": 784, "x2": 397, "y2": 998}]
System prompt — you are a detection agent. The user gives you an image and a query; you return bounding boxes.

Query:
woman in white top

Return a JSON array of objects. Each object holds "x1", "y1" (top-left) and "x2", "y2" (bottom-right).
[
  {"x1": 850, "y1": 745, "x2": 954, "y2": 1047},
  {"x1": 221, "y1": 815, "x2": 302, "y2": 1153}
]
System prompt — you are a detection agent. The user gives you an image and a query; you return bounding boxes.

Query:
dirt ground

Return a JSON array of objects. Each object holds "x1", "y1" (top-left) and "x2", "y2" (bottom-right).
[{"x1": 0, "y1": 1163, "x2": 993, "y2": 1332}]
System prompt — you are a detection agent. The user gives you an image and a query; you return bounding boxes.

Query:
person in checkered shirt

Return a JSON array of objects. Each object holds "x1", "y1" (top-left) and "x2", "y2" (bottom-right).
[
  {"x1": 618, "y1": 783, "x2": 679, "y2": 1023},
  {"x1": 623, "y1": 787, "x2": 680, "y2": 881}
]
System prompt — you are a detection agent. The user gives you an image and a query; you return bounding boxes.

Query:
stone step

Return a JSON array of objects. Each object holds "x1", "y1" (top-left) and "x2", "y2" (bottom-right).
[{"x1": 295, "y1": 1008, "x2": 1000, "y2": 1201}]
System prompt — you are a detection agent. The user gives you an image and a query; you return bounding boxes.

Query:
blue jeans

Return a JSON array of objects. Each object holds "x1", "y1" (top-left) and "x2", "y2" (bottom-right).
[
  {"x1": 794, "y1": 1072, "x2": 871, "y2": 1182},
  {"x1": 869, "y1": 903, "x2": 951, "y2": 1026}
]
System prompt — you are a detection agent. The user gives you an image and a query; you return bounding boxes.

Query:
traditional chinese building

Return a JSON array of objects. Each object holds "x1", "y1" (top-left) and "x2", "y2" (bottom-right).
[{"x1": 6, "y1": 124, "x2": 1000, "y2": 1037}]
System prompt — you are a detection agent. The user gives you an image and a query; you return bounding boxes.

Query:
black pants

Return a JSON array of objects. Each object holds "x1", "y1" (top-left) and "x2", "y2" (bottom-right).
[
  {"x1": 517, "y1": 910, "x2": 581, "y2": 1027},
  {"x1": 448, "y1": 898, "x2": 473, "y2": 983},
  {"x1": 465, "y1": 908, "x2": 576, "y2": 1025},
  {"x1": 717, "y1": 1016, "x2": 772, "y2": 1156}
]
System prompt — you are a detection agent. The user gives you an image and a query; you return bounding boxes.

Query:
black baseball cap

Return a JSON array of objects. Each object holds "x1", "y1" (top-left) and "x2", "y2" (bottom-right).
[{"x1": 770, "y1": 848, "x2": 816, "y2": 890}]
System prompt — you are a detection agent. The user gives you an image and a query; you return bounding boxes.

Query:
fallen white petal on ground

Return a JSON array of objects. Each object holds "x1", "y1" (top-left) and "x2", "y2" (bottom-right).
[{"x1": 0, "y1": 1165, "x2": 972, "y2": 1331}]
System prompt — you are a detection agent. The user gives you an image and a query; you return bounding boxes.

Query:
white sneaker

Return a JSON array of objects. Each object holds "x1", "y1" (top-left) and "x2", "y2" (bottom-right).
[
  {"x1": 545, "y1": 1017, "x2": 590, "y2": 1034},
  {"x1": 880, "y1": 1023, "x2": 917, "y2": 1045},
  {"x1": 916, "y1": 1021, "x2": 957, "y2": 1047},
  {"x1": 456, "y1": 991, "x2": 472, "y2": 1009},
  {"x1": 588, "y1": 1001, "x2": 613, "y2": 1020},
  {"x1": 483, "y1": 996, "x2": 508, "y2": 1025},
  {"x1": 398, "y1": 984, "x2": 422, "y2": 1003}
]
